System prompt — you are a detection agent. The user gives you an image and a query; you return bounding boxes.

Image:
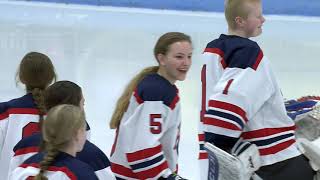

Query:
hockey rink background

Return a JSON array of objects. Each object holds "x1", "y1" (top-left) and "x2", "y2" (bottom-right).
[{"x1": 0, "y1": 1, "x2": 320, "y2": 179}]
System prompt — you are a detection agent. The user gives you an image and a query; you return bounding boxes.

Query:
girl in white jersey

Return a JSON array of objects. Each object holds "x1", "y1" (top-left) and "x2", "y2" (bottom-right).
[
  {"x1": 0, "y1": 52, "x2": 57, "y2": 179},
  {"x1": 109, "y1": 32, "x2": 192, "y2": 180}
]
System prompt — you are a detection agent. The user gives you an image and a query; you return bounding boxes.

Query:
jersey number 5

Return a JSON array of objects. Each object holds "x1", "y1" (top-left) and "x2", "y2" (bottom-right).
[{"x1": 150, "y1": 114, "x2": 162, "y2": 134}]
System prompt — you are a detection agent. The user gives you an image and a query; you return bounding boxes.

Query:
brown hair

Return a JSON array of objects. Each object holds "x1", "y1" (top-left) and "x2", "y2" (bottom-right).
[
  {"x1": 39, "y1": 81, "x2": 82, "y2": 150},
  {"x1": 44, "y1": 81, "x2": 82, "y2": 110},
  {"x1": 16, "y1": 52, "x2": 57, "y2": 128},
  {"x1": 109, "y1": 32, "x2": 191, "y2": 129},
  {"x1": 34, "y1": 104, "x2": 86, "y2": 180},
  {"x1": 153, "y1": 32, "x2": 191, "y2": 61},
  {"x1": 225, "y1": 0, "x2": 261, "y2": 30}
]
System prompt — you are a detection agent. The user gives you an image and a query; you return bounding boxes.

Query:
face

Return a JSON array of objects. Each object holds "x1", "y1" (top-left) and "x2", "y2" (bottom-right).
[
  {"x1": 75, "y1": 124, "x2": 86, "y2": 152},
  {"x1": 79, "y1": 93, "x2": 85, "y2": 111},
  {"x1": 242, "y1": 2, "x2": 265, "y2": 38},
  {"x1": 157, "y1": 41, "x2": 192, "y2": 84}
]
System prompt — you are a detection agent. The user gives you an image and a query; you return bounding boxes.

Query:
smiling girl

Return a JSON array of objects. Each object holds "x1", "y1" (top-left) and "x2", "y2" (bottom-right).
[{"x1": 109, "y1": 32, "x2": 192, "y2": 180}]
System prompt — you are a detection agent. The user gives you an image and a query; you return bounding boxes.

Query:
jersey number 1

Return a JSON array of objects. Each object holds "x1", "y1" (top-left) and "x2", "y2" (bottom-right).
[{"x1": 150, "y1": 114, "x2": 162, "y2": 134}]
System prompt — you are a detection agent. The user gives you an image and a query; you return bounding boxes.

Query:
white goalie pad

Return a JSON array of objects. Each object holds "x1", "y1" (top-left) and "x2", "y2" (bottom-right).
[
  {"x1": 295, "y1": 106, "x2": 320, "y2": 141},
  {"x1": 204, "y1": 142, "x2": 262, "y2": 180},
  {"x1": 297, "y1": 138, "x2": 320, "y2": 171}
]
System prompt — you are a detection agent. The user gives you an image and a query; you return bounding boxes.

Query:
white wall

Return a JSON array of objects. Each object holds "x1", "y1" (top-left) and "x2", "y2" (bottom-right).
[{"x1": 1, "y1": 1, "x2": 320, "y2": 179}]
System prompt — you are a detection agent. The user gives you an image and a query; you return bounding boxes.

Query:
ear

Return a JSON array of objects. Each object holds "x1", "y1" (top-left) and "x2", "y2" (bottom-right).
[
  {"x1": 235, "y1": 16, "x2": 245, "y2": 27},
  {"x1": 157, "y1": 54, "x2": 166, "y2": 66}
]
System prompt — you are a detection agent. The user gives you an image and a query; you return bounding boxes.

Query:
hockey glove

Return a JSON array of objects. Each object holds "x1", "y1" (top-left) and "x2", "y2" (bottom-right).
[{"x1": 159, "y1": 173, "x2": 188, "y2": 180}]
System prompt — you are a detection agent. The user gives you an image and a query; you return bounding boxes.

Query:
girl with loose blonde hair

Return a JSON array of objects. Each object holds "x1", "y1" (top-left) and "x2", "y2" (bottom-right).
[
  {"x1": 110, "y1": 32, "x2": 192, "y2": 180},
  {"x1": 0, "y1": 52, "x2": 57, "y2": 179}
]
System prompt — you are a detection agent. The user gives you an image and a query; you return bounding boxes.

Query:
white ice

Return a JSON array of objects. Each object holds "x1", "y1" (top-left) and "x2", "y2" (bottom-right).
[{"x1": 1, "y1": 1, "x2": 320, "y2": 179}]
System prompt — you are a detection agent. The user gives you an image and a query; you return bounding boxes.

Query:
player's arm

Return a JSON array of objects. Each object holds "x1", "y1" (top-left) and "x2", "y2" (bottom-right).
[
  {"x1": 204, "y1": 47, "x2": 275, "y2": 152},
  {"x1": 77, "y1": 140, "x2": 116, "y2": 179},
  {"x1": 0, "y1": 102, "x2": 9, "y2": 153},
  {"x1": 95, "y1": 167, "x2": 116, "y2": 180},
  {"x1": 8, "y1": 135, "x2": 40, "y2": 176},
  {"x1": 121, "y1": 101, "x2": 173, "y2": 179}
]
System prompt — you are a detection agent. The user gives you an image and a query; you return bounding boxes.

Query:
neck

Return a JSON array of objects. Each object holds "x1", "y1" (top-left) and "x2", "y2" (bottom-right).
[
  {"x1": 228, "y1": 28, "x2": 248, "y2": 38},
  {"x1": 60, "y1": 146, "x2": 77, "y2": 157},
  {"x1": 157, "y1": 69, "x2": 175, "y2": 84}
]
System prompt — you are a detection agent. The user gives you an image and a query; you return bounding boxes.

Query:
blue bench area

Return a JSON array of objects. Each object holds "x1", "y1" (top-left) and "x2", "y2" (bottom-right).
[{"x1": 20, "y1": 0, "x2": 320, "y2": 17}]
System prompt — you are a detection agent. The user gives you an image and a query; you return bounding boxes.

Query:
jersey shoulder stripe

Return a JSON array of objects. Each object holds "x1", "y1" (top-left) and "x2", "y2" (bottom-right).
[
  {"x1": 0, "y1": 94, "x2": 37, "y2": 120},
  {"x1": 22, "y1": 152, "x2": 97, "y2": 179},
  {"x1": 205, "y1": 34, "x2": 263, "y2": 70},
  {"x1": 14, "y1": 134, "x2": 110, "y2": 172},
  {"x1": 135, "y1": 73, "x2": 179, "y2": 109},
  {"x1": 77, "y1": 140, "x2": 111, "y2": 171}
]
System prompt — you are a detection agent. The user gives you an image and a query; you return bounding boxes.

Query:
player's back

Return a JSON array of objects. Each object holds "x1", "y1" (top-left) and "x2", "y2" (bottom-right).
[
  {"x1": 200, "y1": 34, "x2": 300, "y2": 166},
  {"x1": 11, "y1": 132, "x2": 115, "y2": 179},
  {"x1": 10, "y1": 151, "x2": 98, "y2": 180},
  {"x1": 199, "y1": 34, "x2": 260, "y2": 159},
  {"x1": 0, "y1": 93, "x2": 40, "y2": 179}
]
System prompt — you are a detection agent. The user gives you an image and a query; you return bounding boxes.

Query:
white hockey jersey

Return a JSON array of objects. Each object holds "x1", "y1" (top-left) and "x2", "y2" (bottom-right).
[
  {"x1": 9, "y1": 133, "x2": 115, "y2": 179},
  {"x1": 198, "y1": 34, "x2": 301, "y2": 167},
  {"x1": 110, "y1": 73, "x2": 181, "y2": 180},
  {"x1": 0, "y1": 94, "x2": 41, "y2": 179},
  {"x1": 9, "y1": 151, "x2": 98, "y2": 180}
]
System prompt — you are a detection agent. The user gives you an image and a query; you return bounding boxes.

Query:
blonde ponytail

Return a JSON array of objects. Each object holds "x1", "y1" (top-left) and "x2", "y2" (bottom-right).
[{"x1": 109, "y1": 66, "x2": 159, "y2": 129}]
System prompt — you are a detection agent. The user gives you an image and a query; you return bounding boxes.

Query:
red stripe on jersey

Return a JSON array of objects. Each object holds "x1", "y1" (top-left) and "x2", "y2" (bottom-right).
[
  {"x1": 169, "y1": 94, "x2": 180, "y2": 110},
  {"x1": 203, "y1": 117, "x2": 242, "y2": 131},
  {"x1": 199, "y1": 152, "x2": 208, "y2": 159},
  {"x1": 133, "y1": 88, "x2": 144, "y2": 104},
  {"x1": 8, "y1": 108, "x2": 40, "y2": 115},
  {"x1": 126, "y1": 144, "x2": 162, "y2": 162},
  {"x1": 26, "y1": 176, "x2": 34, "y2": 180},
  {"x1": 1, "y1": 108, "x2": 39, "y2": 121},
  {"x1": 204, "y1": 48, "x2": 227, "y2": 69},
  {"x1": 198, "y1": 134, "x2": 205, "y2": 141},
  {"x1": 259, "y1": 139, "x2": 295, "y2": 156},
  {"x1": 204, "y1": 48, "x2": 224, "y2": 57},
  {"x1": 0, "y1": 111, "x2": 9, "y2": 120},
  {"x1": 111, "y1": 163, "x2": 137, "y2": 178},
  {"x1": 14, "y1": 146, "x2": 39, "y2": 156},
  {"x1": 135, "y1": 160, "x2": 169, "y2": 179},
  {"x1": 20, "y1": 163, "x2": 77, "y2": 180},
  {"x1": 200, "y1": 65, "x2": 207, "y2": 122},
  {"x1": 110, "y1": 128, "x2": 119, "y2": 157},
  {"x1": 252, "y1": 50, "x2": 264, "y2": 70},
  {"x1": 175, "y1": 164, "x2": 179, "y2": 174},
  {"x1": 208, "y1": 100, "x2": 248, "y2": 123},
  {"x1": 241, "y1": 126, "x2": 296, "y2": 139}
]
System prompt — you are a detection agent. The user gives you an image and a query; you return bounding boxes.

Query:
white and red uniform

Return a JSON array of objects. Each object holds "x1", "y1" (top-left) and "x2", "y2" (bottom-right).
[
  {"x1": 9, "y1": 151, "x2": 98, "y2": 180},
  {"x1": 199, "y1": 34, "x2": 302, "y2": 179},
  {"x1": 0, "y1": 94, "x2": 41, "y2": 179},
  {"x1": 110, "y1": 73, "x2": 181, "y2": 180},
  {"x1": 0, "y1": 94, "x2": 91, "y2": 179},
  {"x1": 9, "y1": 133, "x2": 115, "y2": 179}
]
